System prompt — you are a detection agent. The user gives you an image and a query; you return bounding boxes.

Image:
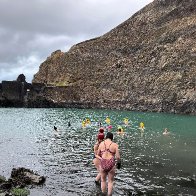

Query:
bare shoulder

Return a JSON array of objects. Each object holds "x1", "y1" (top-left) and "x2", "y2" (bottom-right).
[
  {"x1": 98, "y1": 141, "x2": 104, "y2": 148},
  {"x1": 112, "y1": 142, "x2": 119, "y2": 148},
  {"x1": 115, "y1": 143, "x2": 119, "y2": 148}
]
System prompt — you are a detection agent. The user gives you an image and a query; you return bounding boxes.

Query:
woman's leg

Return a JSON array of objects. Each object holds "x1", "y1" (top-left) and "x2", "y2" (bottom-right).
[
  {"x1": 95, "y1": 172, "x2": 101, "y2": 182},
  {"x1": 100, "y1": 170, "x2": 107, "y2": 194},
  {"x1": 108, "y1": 166, "x2": 115, "y2": 196},
  {"x1": 93, "y1": 158, "x2": 101, "y2": 182}
]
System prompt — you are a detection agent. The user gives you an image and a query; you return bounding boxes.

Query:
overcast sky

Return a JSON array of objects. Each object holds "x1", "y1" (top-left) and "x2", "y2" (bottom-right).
[{"x1": 0, "y1": 0, "x2": 153, "y2": 82}]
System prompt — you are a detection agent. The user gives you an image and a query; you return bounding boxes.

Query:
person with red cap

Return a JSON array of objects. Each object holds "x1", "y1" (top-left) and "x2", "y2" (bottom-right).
[{"x1": 93, "y1": 132, "x2": 105, "y2": 184}]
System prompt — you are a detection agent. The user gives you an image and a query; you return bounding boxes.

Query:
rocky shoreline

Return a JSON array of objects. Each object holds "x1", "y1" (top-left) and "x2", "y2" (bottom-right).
[
  {"x1": 0, "y1": 167, "x2": 45, "y2": 196},
  {"x1": 0, "y1": 75, "x2": 195, "y2": 115}
]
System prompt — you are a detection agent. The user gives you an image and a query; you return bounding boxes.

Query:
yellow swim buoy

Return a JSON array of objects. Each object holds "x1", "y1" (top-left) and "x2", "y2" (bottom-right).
[{"x1": 105, "y1": 117, "x2": 111, "y2": 125}]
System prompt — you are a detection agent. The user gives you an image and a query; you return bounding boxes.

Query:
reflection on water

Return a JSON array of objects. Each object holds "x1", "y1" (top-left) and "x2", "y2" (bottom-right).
[{"x1": 0, "y1": 108, "x2": 196, "y2": 195}]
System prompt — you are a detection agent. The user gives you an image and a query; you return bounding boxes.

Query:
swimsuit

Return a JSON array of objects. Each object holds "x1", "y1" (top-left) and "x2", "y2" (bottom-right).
[{"x1": 100, "y1": 141, "x2": 115, "y2": 172}]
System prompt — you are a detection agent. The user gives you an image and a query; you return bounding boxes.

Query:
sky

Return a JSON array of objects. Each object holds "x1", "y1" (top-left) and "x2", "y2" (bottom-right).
[{"x1": 0, "y1": 0, "x2": 153, "y2": 82}]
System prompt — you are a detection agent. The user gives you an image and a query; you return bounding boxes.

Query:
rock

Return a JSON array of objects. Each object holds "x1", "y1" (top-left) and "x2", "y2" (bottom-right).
[
  {"x1": 0, "y1": 176, "x2": 6, "y2": 184},
  {"x1": 10, "y1": 168, "x2": 45, "y2": 187},
  {"x1": 0, "y1": 182, "x2": 12, "y2": 190},
  {"x1": 0, "y1": 168, "x2": 45, "y2": 196}
]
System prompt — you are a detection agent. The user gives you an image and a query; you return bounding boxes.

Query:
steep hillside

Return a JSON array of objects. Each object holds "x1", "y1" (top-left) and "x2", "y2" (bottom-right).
[{"x1": 33, "y1": 0, "x2": 196, "y2": 114}]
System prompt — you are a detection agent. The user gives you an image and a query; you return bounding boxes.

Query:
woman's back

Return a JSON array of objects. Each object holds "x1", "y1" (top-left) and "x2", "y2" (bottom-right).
[{"x1": 99, "y1": 139, "x2": 118, "y2": 160}]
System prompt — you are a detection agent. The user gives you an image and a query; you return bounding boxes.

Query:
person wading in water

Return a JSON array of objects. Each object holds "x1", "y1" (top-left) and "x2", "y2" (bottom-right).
[
  {"x1": 93, "y1": 132, "x2": 105, "y2": 184},
  {"x1": 96, "y1": 132, "x2": 121, "y2": 196}
]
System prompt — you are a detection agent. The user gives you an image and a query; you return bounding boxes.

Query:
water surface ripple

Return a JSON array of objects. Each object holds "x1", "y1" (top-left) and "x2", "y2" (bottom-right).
[{"x1": 0, "y1": 108, "x2": 196, "y2": 195}]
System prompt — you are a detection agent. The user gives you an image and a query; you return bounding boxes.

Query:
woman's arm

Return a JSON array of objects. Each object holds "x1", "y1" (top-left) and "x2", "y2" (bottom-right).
[
  {"x1": 115, "y1": 144, "x2": 120, "y2": 161},
  {"x1": 94, "y1": 143, "x2": 98, "y2": 154}
]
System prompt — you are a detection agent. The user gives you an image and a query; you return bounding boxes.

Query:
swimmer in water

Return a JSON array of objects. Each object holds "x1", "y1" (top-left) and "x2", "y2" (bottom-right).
[
  {"x1": 54, "y1": 126, "x2": 58, "y2": 131},
  {"x1": 107, "y1": 125, "x2": 113, "y2": 131},
  {"x1": 117, "y1": 127, "x2": 124, "y2": 135},
  {"x1": 163, "y1": 128, "x2": 170, "y2": 135}
]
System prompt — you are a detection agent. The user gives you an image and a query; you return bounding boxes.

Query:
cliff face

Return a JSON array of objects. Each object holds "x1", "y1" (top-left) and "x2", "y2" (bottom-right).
[{"x1": 33, "y1": 0, "x2": 196, "y2": 114}]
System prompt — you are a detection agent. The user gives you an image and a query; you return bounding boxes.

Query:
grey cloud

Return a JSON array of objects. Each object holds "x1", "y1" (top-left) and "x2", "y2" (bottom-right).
[
  {"x1": 0, "y1": 0, "x2": 151, "y2": 36},
  {"x1": 0, "y1": 0, "x2": 152, "y2": 82}
]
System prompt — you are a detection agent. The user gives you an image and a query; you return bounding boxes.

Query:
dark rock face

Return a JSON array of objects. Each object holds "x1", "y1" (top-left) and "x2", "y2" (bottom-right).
[
  {"x1": 32, "y1": 0, "x2": 196, "y2": 114},
  {"x1": 0, "y1": 81, "x2": 25, "y2": 107},
  {"x1": 0, "y1": 75, "x2": 47, "y2": 107}
]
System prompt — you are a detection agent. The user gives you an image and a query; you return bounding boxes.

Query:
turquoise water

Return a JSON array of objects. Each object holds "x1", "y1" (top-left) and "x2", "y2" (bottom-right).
[{"x1": 0, "y1": 108, "x2": 196, "y2": 195}]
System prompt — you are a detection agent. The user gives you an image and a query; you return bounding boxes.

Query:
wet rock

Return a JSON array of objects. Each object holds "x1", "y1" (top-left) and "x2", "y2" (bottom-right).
[
  {"x1": 0, "y1": 176, "x2": 6, "y2": 184},
  {"x1": 0, "y1": 182, "x2": 12, "y2": 191},
  {"x1": 10, "y1": 167, "x2": 45, "y2": 187},
  {"x1": 0, "y1": 168, "x2": 45, "y2": 196},
  {"x1": 177, "y1": 178, "x2": 196, "y2": 189}
]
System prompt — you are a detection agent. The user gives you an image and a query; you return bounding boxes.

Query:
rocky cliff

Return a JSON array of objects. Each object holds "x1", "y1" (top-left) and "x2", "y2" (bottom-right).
[{"x1": 33, "y1": 0, "x2": 196, "y2": 114}]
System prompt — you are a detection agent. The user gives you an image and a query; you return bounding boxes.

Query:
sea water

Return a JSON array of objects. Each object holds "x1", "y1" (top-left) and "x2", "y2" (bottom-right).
[{"x1": 0, "y1": 108, "x2": 196, "y2": 195}]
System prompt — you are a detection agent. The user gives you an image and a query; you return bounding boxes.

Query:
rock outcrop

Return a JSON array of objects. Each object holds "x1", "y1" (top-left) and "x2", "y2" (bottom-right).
[
  {"x1": 0, "y1": 167, "x2": 45, "y2": 196},
  {"x1": 32, "y1": 0, "x2": 195, "y2": 114},
  {"x1": 0, "y1": 74, "x2": 46, "y2": 107}
]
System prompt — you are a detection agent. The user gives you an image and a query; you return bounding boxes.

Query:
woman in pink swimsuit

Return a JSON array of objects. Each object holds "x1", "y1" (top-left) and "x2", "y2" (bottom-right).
[{"x1": 96, "y1": 132, "x2": 121, "y2": 196}]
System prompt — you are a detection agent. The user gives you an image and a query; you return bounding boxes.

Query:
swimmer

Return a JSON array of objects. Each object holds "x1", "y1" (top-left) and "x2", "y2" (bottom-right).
[
  {"x1": 54, "y1": 126, "x2": 58, "y2": 131},
  {"x1": 107, "y1": 125, "x2": 113, "y2": 131},
  {"x1": 123, "y1": 118, "x2": 129, "y2": 126},
  {"x1": 139, "y1": 122, "x2": 145, "y2": 129},
  {"x1": 117, "y1": 128, "x2": 124, "y2": 135},
  {"x1": 68, "y1": 122, "x2": 71, "y2": 127},
  {"x1": 82, "y1": 120, "x2": 86, "y2": 128},
  {"x1": 163, "y1": 128, "x2": 170, "y2": 135},
  {"x1": 98, "y1": 121, "x2": 102, "y2": 127},
  {"x1": 93, "y1": 132, "x2": 105, "y2": 184}
]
